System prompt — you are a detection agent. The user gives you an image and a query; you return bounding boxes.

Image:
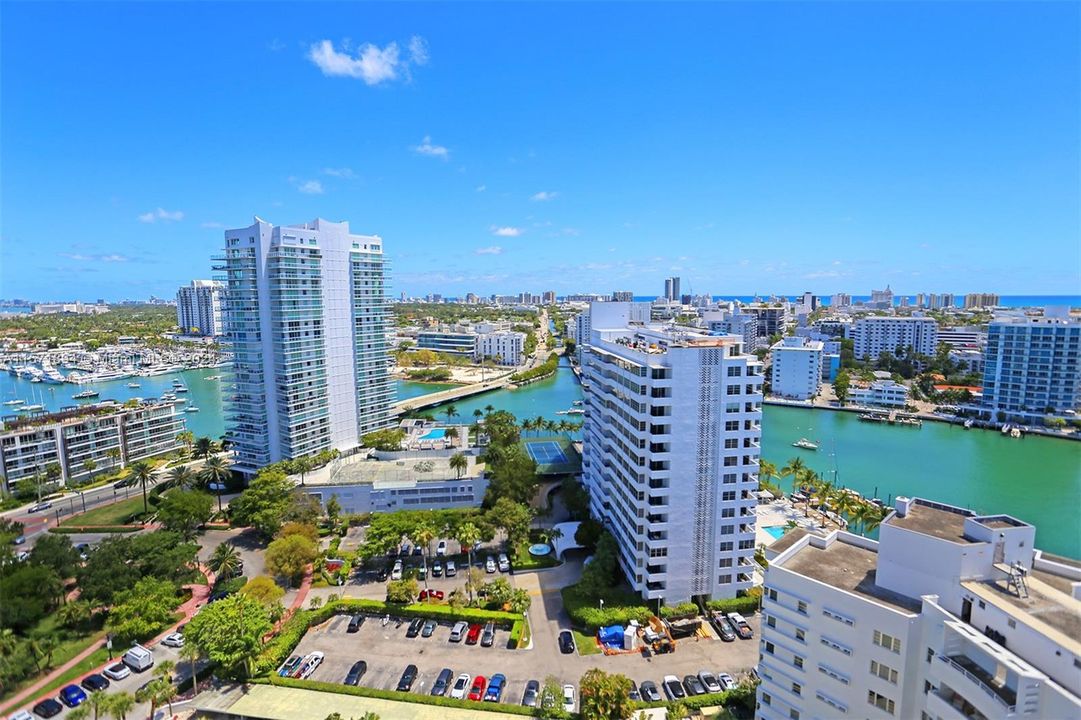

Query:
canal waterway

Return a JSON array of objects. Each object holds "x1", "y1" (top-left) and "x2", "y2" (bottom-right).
[{"x1": 3, "y1": 360, "x2": 1078, "y2": 557}]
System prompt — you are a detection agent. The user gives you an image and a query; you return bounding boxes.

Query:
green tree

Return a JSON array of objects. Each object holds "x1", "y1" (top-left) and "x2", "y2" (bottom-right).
[
  {"x1": 129, "y1": 461, "x2": 157, "y2": 516},
  {"x1": 200, "y1": 455, "x2": 232, "y2": 514},
  {"x1": 229, "y1": 467, "x2": 292, "y2": 538},
  {"x1": 28, "y1": 533, "x2": 80, "y2": 578},
  {"x1": 488, "y1": 497, "x2": 534, "y2": 554},
  {"x1": 833, "y1": 369, "x2": 851, "y2": 403},
  {"x1": 483, "y1": 445, "x2": 539, "y2": 506},
  {"x1": 156, "y1": 490, "x2": 214, "y2": 539},
  {"x1": 0, "y1": 565, "x2": 61, "y2": 630},
  {"x1": 360, "y1": 428, "x2": 406, "y2": 451},
  {"x1": 265, "y1": 534, "x2": 317, "y2": 586},
  {"x1": 239, "y1": 575, "x2": 285, "y2": 618},
  {"x1": 167, "y1": 465, "x2": 196, "y2": 490},
  {"x1": 539, "y1": 675, "x2": 570, "y2": 719},
  {"x1": 104, "y1": 691, "x2": 135, "y2": 720},
  {"x1": 456, "y1": 521, "x2": 482, "y2": 570},
  {"x1": 208, "y1": 542, "x2": 242, "y2": 579},
  {"x1": 83, "y1": 690, "x2": 110, "y2": 720},
  {"x1": 176, "y1": 430, "x2": 195, "y2": 457},
  {"x1": 294, "y1": 455, "x2": 314, "y2": 487},
  {"x1": 135, "y1": 677, "x2": 169, "y2": 720},
  {"x1": 449, "y1": 452, "x2": 468, "y2": 479},
  {"x1": 56, "y1": 599, "x2": 93, "y2": 629},
  {"x1": 81, "y1": 458, "x2": 98, "y2": 486},
  {"x1": 579, "y1": 668, "x2": 636, "y2": 720},
  {"x1": 325, "y1": 494, "x2": 342, "y2": 526},
  {"x1": 105, "y1": 447, "x2": 122, "y2": 473},
  {"x1": 561, "y1": 478, "x2": 591, "y2": 520},
  {"x1": 179, "y1": 641, "x2": 203, "y2": 695},
  {"x1": 386, "y1": 577, "x2": 419, "y2": 603},
  {"x1": 105, "y1": 577, "x2": 178, "y2": 644},
  {"x1": 66, "y1": 705, "x2": 91, "y2": 720},
  {"x1": 195, "y1": 436, "x2": 214, "y2": 461},
  {"x1": 185, "y1": 593, "x2": 272, "y2": 678}
]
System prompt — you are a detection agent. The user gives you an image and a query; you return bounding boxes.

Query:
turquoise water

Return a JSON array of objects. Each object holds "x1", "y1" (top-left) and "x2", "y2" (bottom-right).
[
  {"x1": 420, "y1": 428, "x2": 447, "y2": 440},
  {"x1": 764, "y1": 526, "x2": 788, "y2": 540},
  {"x1": 4, "y1": 360, "x2": 1078, "y2": 556},
  {"x1": 397, "y1": 381, "x2": 458, "y2": 402}
]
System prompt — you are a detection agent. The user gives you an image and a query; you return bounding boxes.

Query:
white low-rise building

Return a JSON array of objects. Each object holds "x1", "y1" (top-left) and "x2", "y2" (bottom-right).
[
  {"x1": 757, "y1": 497, "x2": 1081, "y2": 720},
  {"x1": 475, "y1": 331, "x2": 525, "y2": 366},
  {"x1": 848, "y1": 379, "x2": 909, "y2": 408},
  {"x1": 852, "y1": 316, "x2": 938, "y2": 360},
  {"x1": 770, "y1": 337, "x2": 824, "y2": 400}
]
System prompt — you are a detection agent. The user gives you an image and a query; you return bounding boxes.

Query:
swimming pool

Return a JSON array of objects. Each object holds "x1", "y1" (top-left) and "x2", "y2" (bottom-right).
[
  {"x1": 763, "y1": 525, "x2": 788, "y2": 540},
  {"x1": 420, "y1": 428, "x2": 447, "y2": 440}
]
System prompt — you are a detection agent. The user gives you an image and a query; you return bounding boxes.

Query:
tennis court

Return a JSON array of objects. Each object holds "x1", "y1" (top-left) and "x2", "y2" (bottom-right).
[{"x1": 525, "y1": 440, "x2": 568, "y2": 465}]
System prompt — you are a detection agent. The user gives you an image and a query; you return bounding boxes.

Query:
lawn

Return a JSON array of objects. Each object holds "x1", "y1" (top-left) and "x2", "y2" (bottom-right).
[
  {"x1": 0, "y1": 613, "x2": 106, "y2": 705},
  {"x1": 510, "y1": 530, "x2": 562, "y2": 571},
  {"x1": 59, "y1": 494, "x2": 152, "y2": 528},
  {"x1": 572, "y1": 628, "x2": 601, "y2": 656}
]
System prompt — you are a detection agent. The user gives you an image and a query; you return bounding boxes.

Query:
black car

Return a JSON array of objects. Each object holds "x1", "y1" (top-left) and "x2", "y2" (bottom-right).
[
  {"x1": 639, "y1": 680, "x2": 661, "y2": 702},
  {"x1": 713, "y1": 614, "x2": 737, "y2": 642},
  {"x1": 32, "y1": 698, "x2": 63, "y2": 718},
  {"x1": 522, "y1": 679, "x2": 540, "y2": 707},
  {"x1": 431, "y1": 668, "x2": 453, "y2": 696},
  {"x1": 406, "y1": 618, "x2": 424, "y2": 638},
  {"x1": 663, "y1": 676, "x2": 686, "y2": 700},
  {"x1": 80, "y1": 673, "x2": 110, "y2": 692},
  {"x1": 376, "y1": 566, "x2": 389, "y2": 582},
  {"x1": 347, "y1": 614, "x2": 364, "y2": 633},
  {"x1": 683, "y1": 674, "x2": 706, "y2": 696},
  {"x1": 558, "y1": 630, "x2": 576, "y2": 654},
  {"x1": 344, "y1": 660, "x2": 367, "y2": 686},
  {"x1": 396, "y1": 664, "x2": 418, "y2": 692}
]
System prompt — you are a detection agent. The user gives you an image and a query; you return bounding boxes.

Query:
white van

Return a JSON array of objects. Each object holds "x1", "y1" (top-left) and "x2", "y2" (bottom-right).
[{"x1": 123, "y1": 644, "x2": 154, "y2": 672}]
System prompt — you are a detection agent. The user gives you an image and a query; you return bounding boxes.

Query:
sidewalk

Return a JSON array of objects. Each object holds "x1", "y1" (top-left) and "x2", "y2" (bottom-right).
[{"x1": 0, "y1": 565, "x2": 213, "y2": 717}]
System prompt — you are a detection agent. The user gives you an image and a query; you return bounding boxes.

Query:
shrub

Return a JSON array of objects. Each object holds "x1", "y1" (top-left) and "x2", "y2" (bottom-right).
[
  {"x1": 705, "y1": 586, "x2": 761, "y2": 615},
  {"x1": 659, "y1": 602, "x2": 699, "y2": 620},
  {"x1": 561, "y1": 583, "x2": 651, "y2": 632},
  {"x1": 214, "y1": 575, "x2": 248, "y2": 595}
]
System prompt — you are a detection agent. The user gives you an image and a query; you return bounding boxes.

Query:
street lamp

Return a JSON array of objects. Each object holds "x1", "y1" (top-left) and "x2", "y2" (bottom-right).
[{"x1": 599, "y1": 598, "x2": 604, "y2": 611}]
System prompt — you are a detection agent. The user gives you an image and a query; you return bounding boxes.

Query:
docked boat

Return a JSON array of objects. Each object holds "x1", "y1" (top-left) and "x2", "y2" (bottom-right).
[
  {"x1": 184, "y1": 406, "x2": 200, "y2": 413},
  {"x1": 792, "y1": 438, "x2": 819, "y2": 451},
  {"x1": 204, "y1": 375, "x2": 221, "y2": 380},
  {"x1": 173, "y1": 397, "x2": 187, "y2": 404},
  {"x1": 72, "y1": 389, "x2": 100, "y2": 400},
  {"x1": 127, "y1": 382, "x2": 141, "y2": 388},
  {"x1": 963, "y1": 419, "x2": 974, "y2": 429},
  {"x1": 858, "y1": 413, "x2": 887, "y2": 423},
  {"x1": 18, "y1": 404, "x2": 45, "y2": 412},
  {"x1": 172, "y1": 379, "x2": 184, "y2": 387},
  {"x1": 2, "y1": 399, "x2": 24, "y2": 406},
  {"x1": 175, "y1": 386, "x2": 189, "y2": 393}
]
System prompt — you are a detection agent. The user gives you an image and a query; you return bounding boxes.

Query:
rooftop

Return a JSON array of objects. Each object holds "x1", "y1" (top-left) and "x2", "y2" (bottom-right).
[
  {"x1": 780, "y1": 535, "x2": 921, "y2": 614},
  {"x1": 963, "y1": 573, "x2": 1081, "y2": 655},
  {"x1": 764, "y1": 527, "x2": 810, "y2": 557},
  {"x1": 885, "y1": 499, "x2": 977, "y2": 544}
]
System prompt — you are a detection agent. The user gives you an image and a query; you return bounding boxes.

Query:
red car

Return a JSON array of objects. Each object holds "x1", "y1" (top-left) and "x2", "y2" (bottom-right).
[
  {"x1": 418, "y1": 589, "x2": 445, "y2": 602},
  {"x1": 465, "y1": 623, "x2": 483, "y2": 645},
  {"x1": 468, "y1": 675, "x2": 487, "y2": 701}
]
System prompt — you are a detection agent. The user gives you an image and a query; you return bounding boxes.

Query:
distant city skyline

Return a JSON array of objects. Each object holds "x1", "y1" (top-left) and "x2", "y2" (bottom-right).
[{"x1": 1, "y1": 2, "x2": 1078, "y2": 299}]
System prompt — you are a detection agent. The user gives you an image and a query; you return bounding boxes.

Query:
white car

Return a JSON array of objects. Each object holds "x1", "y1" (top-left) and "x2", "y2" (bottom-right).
[
  {"x1": 485, "y1": 556, "x2": 497, "y2": 573},
  {"x1": 562, "y1": 684, "x2": 576, "y2": 712},
  {"x1": 497, "y1": 553, "x2": 510, "y2": 572},
  {"x1": 445, "y1": 560, "x2": 457, "y2": 577},
  {"x1": 298, "y1": 651, "x2": 324, "y2": 679},
  {"x1": 717, "y1": 672, "x2": 736, "y2": 691},
  {"x1": 436, "y1": 540, "x2": 448, "y2": 556},
  {"x1": 391, "y1": 560, "x2": 403, "y2": 581},
  {"x1": 450, "y1": 673, "x2": 470, "y2": 699},
  {"x1": 8, "y1": 710, "x2": 33, "y2": 720},
  {"x1": 161, "y1": 632, "x2": 184, "y2": 648},
  {"x1": 103, "y1": 662, "x2": 131, "y2": 681}
]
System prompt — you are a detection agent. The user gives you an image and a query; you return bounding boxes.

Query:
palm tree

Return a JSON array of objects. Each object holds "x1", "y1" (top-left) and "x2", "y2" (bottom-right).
[
  {"x1": 443, "y1": 404, "x2": 458, "y2": 423},
  {"x1": 411, "y1": 522, "x2": 436, "y2": 592},
  {"x1": 176, "y1": 430, "x2": 195, "y2": 457},
  {"x1": 195, "y1": 436, "x2": 213, "y2": 461},
  {"x1": 521, "y1": 418, "x2": 535, "y2": 435},
  {"x1": 104, "y1": 691, "x2": 135, "y2": 720},
  {"x1": 449, "y1": 452, "x2": 468, "y2": 480},
  {"x1": 534, "y1": 416, "x2": 546, "y2": 437},
  {"x1": 484, "y1": 404, "x2": 495, "y2": 416},
  {"x1": 81, "y1": 458, "x2": 97, "y2": 486},
  {"x1": 84, "y1": 690, "x2": 111, "y2": 720},
  {"x1": 179, "y1": 642, "x2": 202, "y2": 695},
  {"x1": 200, "y1": 456, "x2": 231, "y2": 513},
  {"x1": 862, "y1": 504, "x2": 884, "y2": 536},
  {"x1": 156, "y1": 681, "x2": 178, "y2": 716},
  {"x1": 780, "y1": 457, "x2": 806, "y2": 491},
  {"x1": 209, "y1": 542, "x2": 241, "y2": 579},
  {"x1": 129, "y1": 461, "x2": 156, "y2": 517},
  {"x1": 167, "y1": 465, "x2": 195, "y2": 490},
  {"x1": 105, "y1": 447, "x2": 122, "y2": 473},
  {"x1": 456, "y1": 521, "x2": 482, "y2": 571},
  {"x1": 66, "y1": 706, "x2": 91, "y2": 720},
  {"x1": 758, "y1": 459, "x2": 779, "y2": 493},
  {"x1": 28, "y1": 634, "x2": 58, "y2": 672},
  {"x1": 294, "y1": 455, "x2": 313, "y2": 487},
  {"x1": 134, "y1": 678, "x2": 162, "y2": 720}
]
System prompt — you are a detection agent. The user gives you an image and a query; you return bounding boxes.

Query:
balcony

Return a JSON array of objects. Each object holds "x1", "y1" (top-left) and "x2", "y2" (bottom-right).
[
  {"x1": 937, "y1": 655, "x2": 1016, "y2": 713},
  {"x1": 930, "y1": 686, "x2": 991, "y2": 720}
]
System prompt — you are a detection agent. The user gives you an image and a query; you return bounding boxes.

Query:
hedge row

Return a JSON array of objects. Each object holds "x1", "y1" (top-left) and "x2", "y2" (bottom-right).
[
  {"x1": 560, "y1": 585, "x2": 651, "y2": 633},
  {"x1": 255, "y1": 598, "x2": 523, "y2": 676},
  {"x1": 705, "y1": 587, "x2": 762, "y2": 615},
  {"x1": 50, "y1": 525, "x2": 141, "y2": 534},
  {"x1": 269, "y1": 675, "x2": 538, "y2": 716},
  {"x1": 658, "y1": 601, "x2": 698, "y2": 619}
]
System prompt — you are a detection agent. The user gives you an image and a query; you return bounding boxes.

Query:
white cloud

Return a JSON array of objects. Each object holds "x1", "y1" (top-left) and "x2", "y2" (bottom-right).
[
  {"x1": 475, "y1": 184, "x2": 487, "y2": 193},
  {"x1": 138, "y1": 208, "x2": 184, "y2": 223},
  {"x1": 267, "y1": 38, "x2": 286, "y2": 52},
  {"x1": 531, "y1": 191, "x2": 558, "y2": 202},
  {"x1": 296, "y1": 179, "x2": 324, "y2": 195},
  {"x1": 413, "y1": 135, "x2": 449, "y2": 159},
  {"x1": 491, "y1": 226, "x2": 522, "y2": 237},
  {"x1": 322, "y1": 167, "x2": 356, "y2": 179},
  {"x1": 201, "y1": 221, "x2": 225, "y2": 229},
  {"x1": 475, "y1": 246, "x2": 503, "y2": 255},
  {"x1": 307, "y1": 35, "x2": 428, "y2": 85},
  {"x1": 100, "y1": 254, "x2": 128, "y2": 262},
  {"x1": 60, "y1": 252, "x2": 129, "y2": 263}
]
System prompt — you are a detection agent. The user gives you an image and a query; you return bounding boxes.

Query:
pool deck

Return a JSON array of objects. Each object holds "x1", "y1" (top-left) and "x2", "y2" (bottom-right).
[{"x1": 756, "y1": 499, "x2": 822, "y2": 547}]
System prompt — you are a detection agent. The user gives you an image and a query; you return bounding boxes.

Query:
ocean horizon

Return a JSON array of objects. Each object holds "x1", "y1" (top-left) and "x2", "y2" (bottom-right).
[{"x1": 631, "y1": 295, "x2": 1081, "y2": 309}]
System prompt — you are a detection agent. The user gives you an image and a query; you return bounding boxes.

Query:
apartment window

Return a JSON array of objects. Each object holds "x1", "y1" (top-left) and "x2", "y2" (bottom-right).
[
  {"x1": 867, "y1": 691, "x2": 895, "y2": 715},
  {"x1": 723, "y1": 473, "x2": 737, "y2": 484},
  {"x1": 722, "y1": 490, "x2": 736, "y2": 501},
  {"x1": 767, "y1": 588, "x2": 778, "y2": 601},
  {"x1": 794, "y1": 656, "x2": 804, "y2": 670},
  {"x1": 789, "y1": 710, "x2": 800, "y2": 720},
  {"x1": 725, "y1": 420, "x2": 740, "y2": 431},
  {"x1": 720, "y1": 525, "x2": 734, "y2": 535},
  {"x1": 873, "y1": 630, "x2": 901, "y2": 653},
  {"x1": 719, "y1": 558, "x2": 733, "y2": 568},
  {"x1": 762, "y1": 693, "x2": 771, "y2": 706},
  {"x1": 724, "y1": 438, "x2": 739, "y2": 449},
  {"x1": 766, "y1": 615, "x2": 776, "y2": 628},
  {"x1": 718, "y1": 574, "x2": 732, "y2": 584},
  {"x1": 791, "y1": 682, "x2": 801, "y2": 697},
  {"x1": 795, "y1": 629, "x2": 805, "y2": 642},
  {"x1": 727, "y1": 366, "x2": 742, "y2": 377},
  {"x1": 797, "y1": 600, "x2": 808, "y2": 615},
  {"x1": 719, "y1": 542, "x2": 734, "y2": 552},
  {"x1": 926, "y1": 648, "x2": 934, "y2": 664},
  {"x1": 765, "y1": 641, "x2": 775, "y2": 655},
  {"x1": 870, "y1": 660, "x2": 898, "y2": 684},
  {"x1": 726, "y1": 385, "x2": 740, "y2": 395}
]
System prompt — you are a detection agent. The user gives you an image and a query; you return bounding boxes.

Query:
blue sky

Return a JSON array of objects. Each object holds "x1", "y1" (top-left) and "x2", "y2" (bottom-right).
[{"x1": 2, "y1": 2, "x2": 1078, "y2": 300}]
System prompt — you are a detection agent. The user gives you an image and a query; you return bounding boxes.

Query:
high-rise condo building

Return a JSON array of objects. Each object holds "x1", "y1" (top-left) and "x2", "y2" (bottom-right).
[
  {"x1": 964, "y1": 293, "x2": 1001, "y2": 309},
  {"x1": 176, "y1": 279, "x2": 224, "y2": 336},
  {"x1": 830, "y1": 293, "x2": 852, "y2": 307},
  {"x1": 851, "y1": 316, "x2": 938, "y2": 360},
  {"x1": 870, "y1": 285, "x2": 894, "y2": 307},
  {"x1": 612, "y1": 290, "x2": 634, "y2": 302},
  {"x1": 542, "y1": 290, "x2": 556, "y2": 304},
  {"x1": 571, "y1": 301, "x2": 650, "y2": 367},
  {"x1": 770, "y1": 336, "x2": 824, "y2": 400},
  {"x1": 981, "y1": 316, "x2": 1081, "y2": 420},
  {"x1": 218, "y1": 217, "x2": 393, "y2": 475},
  {"x1": 757, "y1": 497, "x2": 1081, "y2": 720},
  {"x1": 663, "y1": 276, "x2": 681, "y2": 301},
  {"x1": 743, "y1": 303, "x2": 788, "y2": 339},
  {"x1": 582, "y1": 312, "x2": 763, "y2": 603}
]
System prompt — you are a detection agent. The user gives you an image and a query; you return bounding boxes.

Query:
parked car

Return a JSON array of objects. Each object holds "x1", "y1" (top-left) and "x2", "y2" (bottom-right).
[
  {"x1": 485, "y1": 556, "x2": 497, "y2": 573},
  {"x1": 347, "y1": 614, "x2": 364, "y2": 633},
  {"x1": 436, "y1": 539, "x2": 448, "y2": 556},
  {"x1": 446, "y1": 559, "x2": 457, "y2": 577},
  {"x1": 432, "y1": 561, "x2": 443, "y2": 577},
  {"x1": 450, "y1": 673, "x2": 470, "y2": 699},
  {"x1": 278, "y1": 656, "x2": 302, "y2": 677},
  {"x1": 344, "y1": 660, "x2": 367, "y2": 686},
  {"x1": 628, "y1": 681, "x2": 640, "y2": 701},
  {"x1": 103, "y1": 662, "x2": 131, "y2": 681},
  {"x1": 522, "y1": 679, "x2": 540, "y2": 707},
  {"x1": 28, "y1": 502, "x2": 52, "y2": 513},
  {"x1": 465, "y1": 623, "x2": 483, "y2": 645},
  {"x1": 683, "y1": 674, "x2": 706, "y2": 696},
  {"x1": 397, "y1": 664, "x2": 418, "y2": 692},
  {"x1": 412, "y1": 545, "x2": 424, "y2": 557},
  {"x1": 484, "y1": 673, "x2": 506, "y2": 702},
  {"x1": 727, "y1": 612, "x2": 754, "y2": 639},
  {"x1": 376, "y1": 566, "x2": 389, "y2": 582},
  {"x1": 80, "y1": 673, "x2": 110, "y2": 692},
  {"x1": 30, "y1": 699, "x2": 62, "y2": 718},
  {"x1": 7, "y1": 710, "x2": 33, "y2": 720},
  {"x1": 468, "y1": 675, "x2": 487, "y2": 701},
  {"x1": 12, "y1": 535, "x2": 26, "y2": 545},
  {"x1": 749, "y1": 666, "x2": 760, "y2": 682},
  {"x1": 717, "y1": 672, "x2": 736, "y2": 691},
  {"x1": 431, "y1": 668, "x2": 453, "y2": 696},
  {"x1": 406, "y1": 618, "x2": 424, "y2": 638},
  {"x1": 296, "y1": 651, "x2": 324, "y2": 679},
  {"x1": 639, "y1": 680, "x2": 661, "y2": 702},
  {"x1": 698, "y1": 671, "x2": 722, "y2": 694},
  {"x1": 416, "y1": 564, "x2": 427, "y2": 581},
  {"x1": 421, "y1": 619, "x2": 437, "y2": 637},
  {"x1": 161, "y1": 632, "x2": 184, "y2": 648},
  {"x1": 449, "y1": 621, "x2": 468, "y2": 642},
  {"x1": 391, "y1": 560, "x2": 403, "y2": 581},
  {"x1": 663, "y1": 675, "x2": 686, "y2": 700},
  {"x1": 558, "y1": 630, "x2": 576, "y2": 654},
  {"x1": 418, "y1": 589, "x2": 444, "y2": 601},
  {"x1": 497, "y1": 552, "x2": 510, "y2": 572},
  {"x1": 562, "y1": 684, "x2": 576, "y2": 712},
  {"x1": 480, "y1": 621, "x2": 496, "y2": 647},
  {"x1": 59, "y1": 684, "x2": 87, "y2": 707},
  {"x1": 712, "y1": 614, "x2": 736, "y2": 641}
]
